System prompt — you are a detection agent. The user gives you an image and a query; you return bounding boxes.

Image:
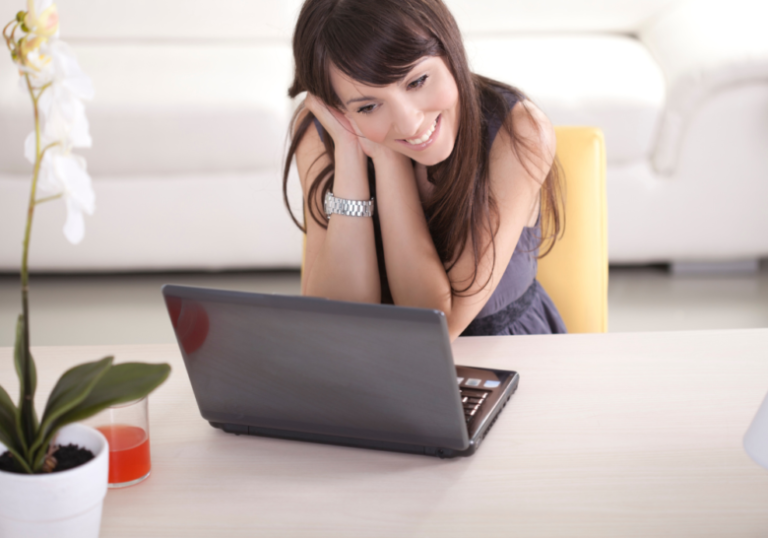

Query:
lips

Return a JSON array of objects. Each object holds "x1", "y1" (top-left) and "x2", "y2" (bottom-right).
[
  {"x1": 397, "y1": 114, "x2": 442, "y2": 151},
  {"x1": 405, "y1": 118, "x2": 438, "y2": 145}
]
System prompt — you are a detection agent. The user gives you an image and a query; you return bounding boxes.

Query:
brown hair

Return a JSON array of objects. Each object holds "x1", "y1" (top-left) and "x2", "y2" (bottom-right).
[{"x1": 283, "y1": 0, "x2": 563, "y2": 299}]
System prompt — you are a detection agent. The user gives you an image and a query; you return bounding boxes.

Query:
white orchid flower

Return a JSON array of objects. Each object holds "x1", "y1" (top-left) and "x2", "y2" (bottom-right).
[
  {"x1": 13, "y1": 0, "x2": 59, "y2": 87},
  {"x1": 23, "y1": 0, "x2": 59, "y2": 39},
  {"x1": 16, "y1": 40, "x2": 54, "y2": 87},
  {"x1": 8, "y1": 1, "x2": 96, "y2": 245},
  {"x1": 37, "y1": 39, "x2": 94, "y2": 113},
  {"x1": 24, "y1": 133, "x2": 94, "y2": 244},
  {"x1": 47, "y1": 152, "x2": 95, "y2": 245},
  {"x1": 40, "y1": 84, "x2": 92, "y2": 150},
  {"x1": 24, "y1": 92, "x2": 94, "y2": 245}
]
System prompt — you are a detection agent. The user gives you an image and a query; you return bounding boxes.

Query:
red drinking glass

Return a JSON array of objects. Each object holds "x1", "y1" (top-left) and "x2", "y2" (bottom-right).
[{"x1": 88, "y1": 397, "x2": 152, "y2": 488}]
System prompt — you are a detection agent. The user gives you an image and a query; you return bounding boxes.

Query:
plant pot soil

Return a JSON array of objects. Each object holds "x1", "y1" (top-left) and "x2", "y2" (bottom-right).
[{"x1": 0, "y1": 444, "x2": 94, "y2": 474}]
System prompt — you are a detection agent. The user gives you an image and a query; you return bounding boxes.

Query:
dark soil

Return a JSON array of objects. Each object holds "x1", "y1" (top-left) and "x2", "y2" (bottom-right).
[{"x1": 0, "y1": 444, "x2": 94, "y2": 474}]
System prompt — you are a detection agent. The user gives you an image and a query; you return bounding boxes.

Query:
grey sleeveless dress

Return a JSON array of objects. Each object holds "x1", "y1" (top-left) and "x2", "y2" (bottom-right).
[
  {"x1": 311, "y1": 87, "x2": 566, "y2": 336},
  {"x1": 460, "y1": 89, "x2": 567, "y2": 336}
]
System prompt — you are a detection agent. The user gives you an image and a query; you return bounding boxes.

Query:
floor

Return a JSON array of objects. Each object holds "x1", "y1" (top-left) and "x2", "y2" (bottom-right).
[{"x1": 0, "y1": 263, "x2": 767, "y2": 347}]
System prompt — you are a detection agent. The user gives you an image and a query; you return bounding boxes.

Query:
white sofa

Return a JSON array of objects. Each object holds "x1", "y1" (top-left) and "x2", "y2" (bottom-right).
[{"x1": 1, "y1": 0, "x2": 767, "y2": 271}]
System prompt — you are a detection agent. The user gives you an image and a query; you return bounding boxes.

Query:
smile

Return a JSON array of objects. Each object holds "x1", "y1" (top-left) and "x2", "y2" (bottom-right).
[{"x1": 398, "y1": 115, "x2": 441, "y2": 150}]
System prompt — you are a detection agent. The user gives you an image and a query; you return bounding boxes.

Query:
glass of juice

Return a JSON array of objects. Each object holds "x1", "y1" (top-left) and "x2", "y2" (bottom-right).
[{"x1": 89, "y1": 397, "x2": 152, "y2": 488}]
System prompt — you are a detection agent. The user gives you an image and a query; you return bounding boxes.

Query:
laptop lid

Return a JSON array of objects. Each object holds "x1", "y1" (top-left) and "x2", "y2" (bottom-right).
[{"x1": 162, "y1": 284, "x2": 471, "y2": 451}]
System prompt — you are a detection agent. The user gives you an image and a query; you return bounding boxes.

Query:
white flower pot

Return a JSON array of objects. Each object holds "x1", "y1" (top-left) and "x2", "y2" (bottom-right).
[{"x1": 0, "y1": 423, "x2": 109, "y2": 538}]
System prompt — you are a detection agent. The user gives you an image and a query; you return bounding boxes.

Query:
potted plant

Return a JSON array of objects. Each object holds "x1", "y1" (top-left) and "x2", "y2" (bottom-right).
[{"x1": 0, "y1": 2, "x2": 171, "y2": 536}]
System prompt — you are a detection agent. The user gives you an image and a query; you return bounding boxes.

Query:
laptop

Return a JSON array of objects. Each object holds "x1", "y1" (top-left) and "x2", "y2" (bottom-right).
[{"x1": 162, "y1": 284, "x2": 519, "y2": 458}]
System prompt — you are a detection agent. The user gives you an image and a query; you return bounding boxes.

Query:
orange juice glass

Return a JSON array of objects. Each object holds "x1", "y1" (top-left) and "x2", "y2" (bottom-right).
[{"x1": 89, "y1": 397, "x2": 152, "y2": 488}]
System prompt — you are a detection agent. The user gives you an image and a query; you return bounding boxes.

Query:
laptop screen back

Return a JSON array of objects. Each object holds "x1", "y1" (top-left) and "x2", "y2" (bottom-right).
[{"x1": 163, "y1": 285, "x2": 470, "y2": 450}]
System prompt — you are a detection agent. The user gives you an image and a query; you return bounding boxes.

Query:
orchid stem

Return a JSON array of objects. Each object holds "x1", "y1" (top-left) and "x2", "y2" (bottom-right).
[
  {"x1": 19, "y1": 70, "x2": 42, "y2": 448},
  {"x1": 35, "y1": 193, "x2": 62, "y2": 205},
  {"x1": 35, "y1": 82, "x2": 51, "y2": 100},
  {"x1": 2, "y1": 20, "x2": 15, "y2": 43}
]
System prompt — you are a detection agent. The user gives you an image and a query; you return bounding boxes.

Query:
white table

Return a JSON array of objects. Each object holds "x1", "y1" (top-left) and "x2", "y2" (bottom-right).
[{"x1": 2, "y1": 329, "x2": 768, "y2": 537}]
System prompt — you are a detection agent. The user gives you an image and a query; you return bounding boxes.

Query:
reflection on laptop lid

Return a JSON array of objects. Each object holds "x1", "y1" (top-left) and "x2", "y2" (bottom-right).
[{"x1": 162, "y1": 284, "x2": 518, "y2": 458}]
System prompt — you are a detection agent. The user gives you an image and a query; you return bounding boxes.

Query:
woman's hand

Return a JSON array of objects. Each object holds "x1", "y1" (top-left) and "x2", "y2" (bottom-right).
[
  {"x1": 303, "y1": 93, "x2": 361, "y2": 154},
  {"x1": 303, "y1": 93, "x2": 401, "y2": 164}
]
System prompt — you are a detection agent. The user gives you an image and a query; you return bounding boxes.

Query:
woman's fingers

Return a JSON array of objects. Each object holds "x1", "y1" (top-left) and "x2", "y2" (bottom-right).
[
  {"x1": 304, "y1": 93, "x2": 357, "y2": 143},
  {"x1": 304, "y1": 93, "x2": 392, "y2": 160}
]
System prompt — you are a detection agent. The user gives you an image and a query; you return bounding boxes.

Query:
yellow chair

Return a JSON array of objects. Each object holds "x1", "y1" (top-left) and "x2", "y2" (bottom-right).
[
  {"x1": 301, "y1": 126, "x2": 608, "y2": 334},
  {"x1": 537, "y1": 126, "x2": 608, "y2": 333}
]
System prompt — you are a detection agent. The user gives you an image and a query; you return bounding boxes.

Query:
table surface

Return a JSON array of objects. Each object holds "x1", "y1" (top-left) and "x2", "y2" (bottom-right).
[{"x1": 2, "y1": 329, "x2": 768, "y2": 537}]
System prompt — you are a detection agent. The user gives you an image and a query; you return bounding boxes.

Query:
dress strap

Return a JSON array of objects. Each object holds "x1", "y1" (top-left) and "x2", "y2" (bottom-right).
[{"x1": 485, "y1": 90, "x2": 520, "y2": 150}]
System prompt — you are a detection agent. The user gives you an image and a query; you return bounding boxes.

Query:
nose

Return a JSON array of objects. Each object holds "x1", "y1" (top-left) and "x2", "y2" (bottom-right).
[{"x1": 392, "y1": 99, "x2": 424, "y2": 139}]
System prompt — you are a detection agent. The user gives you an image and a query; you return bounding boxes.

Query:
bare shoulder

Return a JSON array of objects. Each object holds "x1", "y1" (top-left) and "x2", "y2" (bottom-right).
[{"x1": 490, "y1": 98, "x2": 556, "y2": 186}]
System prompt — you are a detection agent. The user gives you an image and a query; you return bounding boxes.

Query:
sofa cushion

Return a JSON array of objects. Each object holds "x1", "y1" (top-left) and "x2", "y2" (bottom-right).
[
  {"x1": 448, "y1": 0, "x2": 680, "y2": 34},
  {"x1": 52, "y1": 0, "x2": 679, "y2": 39},
  {"x1": 639, "y1": 0, "x2": 768, "y2": 175},
  {"x1": 46, "y1": 0, "x2": 306, "y2": 41},
  {"x1": 0, "y1": 170, "x2": 305, "y2": 271},
  {"x1": 465, "y1": 35, "x2": 665, "y2": 165},
  {"x1": 0, "y1": 44, "x2": 295, "y2": 176}
]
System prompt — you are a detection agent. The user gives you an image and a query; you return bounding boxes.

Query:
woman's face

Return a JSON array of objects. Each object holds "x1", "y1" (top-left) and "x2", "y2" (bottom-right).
[{"x1": 330, "y1": 56, "x2": 460, "y2": 166}]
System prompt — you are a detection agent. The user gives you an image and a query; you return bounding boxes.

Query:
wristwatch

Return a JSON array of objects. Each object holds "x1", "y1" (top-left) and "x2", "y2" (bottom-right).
[{"x1": 324, "y1": 191, "x2": 375, "y2": 219}]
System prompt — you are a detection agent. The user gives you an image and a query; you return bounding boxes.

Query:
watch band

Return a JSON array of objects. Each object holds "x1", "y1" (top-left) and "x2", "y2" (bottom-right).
[{"x1": 324, "y1": 191, "x2": 375, "y2": 219}]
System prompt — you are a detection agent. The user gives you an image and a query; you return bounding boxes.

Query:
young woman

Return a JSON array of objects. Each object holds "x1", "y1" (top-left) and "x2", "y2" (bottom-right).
[{"x1": 282, "y1": 0, "x2": 566, "y2": 341}]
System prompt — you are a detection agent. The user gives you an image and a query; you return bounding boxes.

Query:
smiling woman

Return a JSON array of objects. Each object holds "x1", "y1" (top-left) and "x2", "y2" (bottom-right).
[
  {"x1": 329, "y1": 56, "x2": 460, "y2": 166},
  {"x1": 282, "y1": 0, "x2": 566, "y2": 341}
]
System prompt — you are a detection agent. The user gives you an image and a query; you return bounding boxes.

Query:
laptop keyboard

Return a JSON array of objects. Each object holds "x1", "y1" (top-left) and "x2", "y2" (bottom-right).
[{"x1": 461, "y1": 387, "x2": 490, "y2": 423}]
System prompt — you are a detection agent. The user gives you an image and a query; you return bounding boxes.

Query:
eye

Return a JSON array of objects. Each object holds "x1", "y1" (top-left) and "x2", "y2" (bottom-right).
[
  {"x1": 356, "y1": 104, "x2": 376, "y2": 115},
  {"x1": 408, "y1": 74, "x2": 428, "y2": 89}
]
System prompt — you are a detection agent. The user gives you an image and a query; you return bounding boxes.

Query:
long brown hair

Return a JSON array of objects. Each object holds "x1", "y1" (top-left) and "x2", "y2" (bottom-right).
[{"x1": 283, "y1": 0, "x2": 563, "y2": 298}]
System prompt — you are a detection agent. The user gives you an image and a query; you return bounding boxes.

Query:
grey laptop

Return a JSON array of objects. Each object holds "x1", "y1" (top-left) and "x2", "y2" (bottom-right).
[{"x1": 162, "y1": 284, "x2": 519, "y2": 458}]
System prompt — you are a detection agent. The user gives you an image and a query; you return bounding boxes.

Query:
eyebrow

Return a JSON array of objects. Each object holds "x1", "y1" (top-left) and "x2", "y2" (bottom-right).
[
  {"x1": 346, "y1": 95, "x2": 376, "y2": 106},
  {"x1": 343, "y1": 58, "x2": 431, "y2": 107}
]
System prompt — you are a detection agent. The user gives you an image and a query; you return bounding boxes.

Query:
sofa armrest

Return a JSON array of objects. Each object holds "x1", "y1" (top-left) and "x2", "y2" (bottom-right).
[{"x1": 639, "y1": 0, "x2": 768, "y2": 174}]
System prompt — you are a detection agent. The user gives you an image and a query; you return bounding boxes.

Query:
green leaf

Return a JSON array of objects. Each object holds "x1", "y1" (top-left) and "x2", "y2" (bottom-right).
[
  {"x1": 30, "y1": 356, "x2": 114, "y2": 456},
  {"x1": 31, "y1": 362, "x2": 171, "y2": 471},
  {"x1": 13, "y1": 314, "x2": 37, "y2": 404},
  {"x1": 0, "y1": 385, "x2": 31, "y2": 474},
  {"x1": 0, "y1": 384, "x2": 19, "y2": 452},
  {"x1": 59, "y1": 362, "x2": 171, "y2": 423},
  {"x1": 13, "y1": 314, "x2": 37, "y2": 442}
]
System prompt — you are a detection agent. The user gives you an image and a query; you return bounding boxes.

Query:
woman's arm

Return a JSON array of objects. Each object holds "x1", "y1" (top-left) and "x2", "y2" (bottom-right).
[
  {"x1": 296, "y1": 97, "x2": 381, "y2": 303},
  {"x1": 373, "y1": 100, "x2": 556, "y2": 341},
  {"x1": 372, "y1": 151, "x2": 453, "y2": 310}
]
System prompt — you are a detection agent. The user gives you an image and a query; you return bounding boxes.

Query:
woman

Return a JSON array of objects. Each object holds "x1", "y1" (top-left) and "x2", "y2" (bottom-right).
[{"x1": 282, "y1": 0, "x2": 566, "y2": 341}]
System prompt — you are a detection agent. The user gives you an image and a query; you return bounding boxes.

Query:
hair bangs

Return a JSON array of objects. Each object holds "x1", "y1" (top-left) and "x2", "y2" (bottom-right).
[{"x1": 323, "y1": 4, "x2": 443, "y2": 93}]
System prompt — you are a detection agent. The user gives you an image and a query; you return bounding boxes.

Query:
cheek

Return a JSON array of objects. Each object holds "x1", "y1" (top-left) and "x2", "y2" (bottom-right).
[
  {"x1": 435, "y1": 84, "x2": 459, "y2": 113},
  {"x1": 356, "y1": 118, "x2": 390, "y2": 144}
]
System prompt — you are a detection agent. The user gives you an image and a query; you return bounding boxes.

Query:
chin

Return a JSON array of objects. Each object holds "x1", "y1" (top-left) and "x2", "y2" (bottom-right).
[{"x1": 413, "y1": 143, "x2": 454, "y2": 166}]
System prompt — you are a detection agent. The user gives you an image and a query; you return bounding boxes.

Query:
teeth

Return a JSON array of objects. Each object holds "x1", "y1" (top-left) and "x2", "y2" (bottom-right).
[{"x1": 406, "y1": 119, "x2": 438, "y2": 145}]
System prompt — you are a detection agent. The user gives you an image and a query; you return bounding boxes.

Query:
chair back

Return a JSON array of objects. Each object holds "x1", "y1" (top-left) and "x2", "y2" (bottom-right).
[{"x1": 537, "y1": 126, "x2": 608, "y2": 333}]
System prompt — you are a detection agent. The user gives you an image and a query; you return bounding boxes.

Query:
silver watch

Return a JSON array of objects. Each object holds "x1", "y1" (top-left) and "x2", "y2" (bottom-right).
[{"x1": 324, "y1": 191, "x2": 375, "y2": 219}]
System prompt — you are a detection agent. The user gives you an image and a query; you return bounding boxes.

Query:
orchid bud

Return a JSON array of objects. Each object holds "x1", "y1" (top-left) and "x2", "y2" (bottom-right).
[
  {"x1": 20, "y1": 22, "x2": 29, "y2": 33},
  {"x1": 16, "y1": 11, "x2": 26, "y2": 23}
]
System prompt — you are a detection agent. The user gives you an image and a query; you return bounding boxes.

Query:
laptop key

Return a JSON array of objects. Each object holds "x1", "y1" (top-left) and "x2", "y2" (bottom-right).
[{"x1": 461, "y1": 389, "x2": 489, "y2": 399}]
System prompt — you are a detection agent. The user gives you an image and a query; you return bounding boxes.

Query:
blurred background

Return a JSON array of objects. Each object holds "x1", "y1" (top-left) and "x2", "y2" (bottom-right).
[{"x1": 1, "y1": 0, "x2": 767, "y2": 346}]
